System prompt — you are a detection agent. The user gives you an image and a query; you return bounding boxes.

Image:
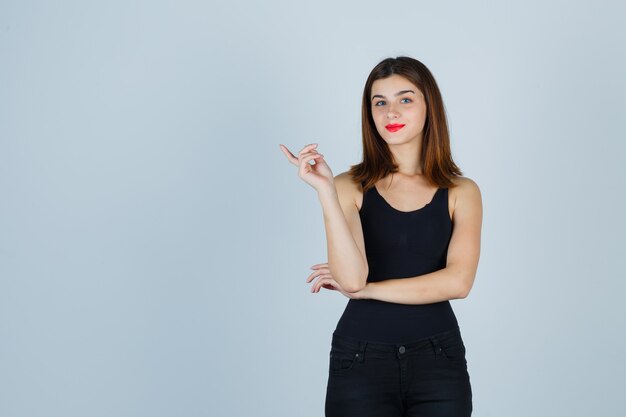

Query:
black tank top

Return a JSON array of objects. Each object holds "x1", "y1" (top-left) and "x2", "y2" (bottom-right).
[{"x1": 333, "y1": 181, "x2": 459, "y2": 343}]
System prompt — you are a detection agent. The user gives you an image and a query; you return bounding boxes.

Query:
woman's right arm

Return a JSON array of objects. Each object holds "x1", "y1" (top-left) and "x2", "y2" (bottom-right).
[{"x1": 317, "y1": 172, "x2": 368, "y2": 293}]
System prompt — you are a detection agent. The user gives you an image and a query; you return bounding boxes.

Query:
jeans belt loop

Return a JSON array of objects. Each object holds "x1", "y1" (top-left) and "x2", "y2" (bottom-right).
[
  {"x1": 430, "y1": 336, "x2": 442, "y2": 356},
  {"x1": 357, "y1": 340, "x2": 367, "y2": 362}
]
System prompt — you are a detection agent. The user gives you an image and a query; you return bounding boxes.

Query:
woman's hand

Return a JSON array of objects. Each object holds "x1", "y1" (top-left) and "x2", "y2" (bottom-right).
[
  {"x1": 306, "y1": 262, "x2": 362, "y2": 300},
  {"x1": 279, "y1": 143, "x2": 334, "y2": 192}
]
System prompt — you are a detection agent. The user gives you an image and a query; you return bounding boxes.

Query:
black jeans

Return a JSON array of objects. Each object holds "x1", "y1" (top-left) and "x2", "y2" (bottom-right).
[{"x1": 325, "y1": 326, "x2": 472, "y2": 417}]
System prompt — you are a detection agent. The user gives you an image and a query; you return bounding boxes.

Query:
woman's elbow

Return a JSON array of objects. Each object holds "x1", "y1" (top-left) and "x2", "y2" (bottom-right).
[
  {"x1": 344, "y1": 284, "x2": 365, "y2": 293},
  {"x1": 344, "y1": 269, "x2": 368, "y2": 293}
]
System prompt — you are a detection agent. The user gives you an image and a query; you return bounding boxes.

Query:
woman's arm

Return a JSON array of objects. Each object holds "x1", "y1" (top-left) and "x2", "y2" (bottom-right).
[
  {"x1": 356, "y1": 177, "x2": 482, "y2": 304},
  {"x1": 318, "y1": 172, "x2": 369, "y2": 293}
]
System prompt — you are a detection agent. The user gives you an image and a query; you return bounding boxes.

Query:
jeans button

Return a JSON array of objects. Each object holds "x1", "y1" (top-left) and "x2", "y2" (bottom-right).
[{"x1": 398, "y1": 346, "x2": 406, "y2": 354}]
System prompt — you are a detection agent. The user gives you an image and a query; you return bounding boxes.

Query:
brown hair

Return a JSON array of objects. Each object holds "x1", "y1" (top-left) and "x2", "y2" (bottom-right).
[{"x1": 347, "y1": 56, "x2": 463, "y2": 192}]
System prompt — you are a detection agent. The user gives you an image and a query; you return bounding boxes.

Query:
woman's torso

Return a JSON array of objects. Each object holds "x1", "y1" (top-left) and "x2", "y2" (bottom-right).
[{"x1": 333, "y1": 176, "x2": 459, "y2": 344}]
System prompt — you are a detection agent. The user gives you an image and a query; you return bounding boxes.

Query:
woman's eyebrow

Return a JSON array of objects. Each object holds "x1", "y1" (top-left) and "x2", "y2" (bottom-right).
[{"x1": 371, "y1": 89, "x2": 415, "y2": 101}]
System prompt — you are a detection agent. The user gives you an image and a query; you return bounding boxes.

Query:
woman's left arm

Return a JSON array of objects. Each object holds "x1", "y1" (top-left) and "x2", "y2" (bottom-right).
[{"x1": 356, "y1": 177, "x2": 483, "y2": 304}]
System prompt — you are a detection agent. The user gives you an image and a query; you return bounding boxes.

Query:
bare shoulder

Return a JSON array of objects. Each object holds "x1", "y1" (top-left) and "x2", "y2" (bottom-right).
[
  {"x1": 449, "y1": 176, "x2": 482, "y2": 221},
  {"x1": 450, "y1": 176, "x2": 481, "y2": 193},
  {"x1": 333, "y1": 171, "x2": 361, "y2": 209}
]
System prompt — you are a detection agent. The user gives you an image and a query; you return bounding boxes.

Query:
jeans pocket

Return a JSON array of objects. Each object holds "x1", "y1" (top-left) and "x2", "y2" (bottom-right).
[
  {"x1": 329, "y1": 343, "x2": 362, "y2": 375},
  {"x1": 441, "y1": 342, "x2": 467, "y2": 365}
]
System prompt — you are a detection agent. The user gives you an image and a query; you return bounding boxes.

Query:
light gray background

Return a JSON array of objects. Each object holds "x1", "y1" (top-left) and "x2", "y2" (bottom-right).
[{"x1": 1, "y1": 1, "x2": 625, "y2": 416}]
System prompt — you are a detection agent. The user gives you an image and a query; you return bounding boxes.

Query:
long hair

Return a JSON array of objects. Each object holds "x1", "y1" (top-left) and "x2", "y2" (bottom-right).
[{"x1": 348, "y1": 56, "x2": 463, "y2": 192}]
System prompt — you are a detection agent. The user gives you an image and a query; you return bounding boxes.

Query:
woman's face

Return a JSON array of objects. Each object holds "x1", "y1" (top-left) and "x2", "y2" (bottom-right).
[{"x1": 370, "y1": 74, "x2": 427, "y2": 146}]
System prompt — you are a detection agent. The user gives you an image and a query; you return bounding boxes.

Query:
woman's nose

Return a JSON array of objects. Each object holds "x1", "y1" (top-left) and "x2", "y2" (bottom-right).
[{"x1": 386, "y1": 103, "x2": 399, "y2": 118}]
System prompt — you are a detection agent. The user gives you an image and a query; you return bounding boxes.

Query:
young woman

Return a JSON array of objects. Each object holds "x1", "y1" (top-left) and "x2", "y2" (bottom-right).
[{"x1": 280, "y1": 56, "x2": 482, "y2": 417}]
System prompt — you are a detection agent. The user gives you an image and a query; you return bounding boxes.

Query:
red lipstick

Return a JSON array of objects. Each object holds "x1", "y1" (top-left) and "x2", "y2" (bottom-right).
[{"x1": 385, "y1": 123, "x2": 405, "y2": 132}]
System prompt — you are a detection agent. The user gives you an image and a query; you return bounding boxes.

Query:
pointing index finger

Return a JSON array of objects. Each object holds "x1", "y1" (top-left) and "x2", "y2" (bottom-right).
[{"x1": 299, "y1": 143, "x2": 319, "y2": 155}]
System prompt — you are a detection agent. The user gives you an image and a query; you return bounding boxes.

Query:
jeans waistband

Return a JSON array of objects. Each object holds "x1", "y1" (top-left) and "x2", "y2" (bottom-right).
[{"x1": 331, "y1": 325, "x2": 463, "y2": 354}]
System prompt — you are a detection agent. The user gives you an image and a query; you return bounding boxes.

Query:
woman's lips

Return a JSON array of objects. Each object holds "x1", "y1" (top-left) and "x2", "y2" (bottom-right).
[{"x1": 385, "y1": 124, "x2": 405, "y2": 132}]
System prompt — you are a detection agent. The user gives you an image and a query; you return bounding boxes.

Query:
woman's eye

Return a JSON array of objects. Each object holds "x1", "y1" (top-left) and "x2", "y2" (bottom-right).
[{"x1": 374, "y1": 98, "x2": 411, "y2": 107}]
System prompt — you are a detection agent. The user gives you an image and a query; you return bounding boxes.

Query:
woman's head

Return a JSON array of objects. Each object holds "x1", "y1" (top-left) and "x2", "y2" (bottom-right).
[
  {"x1": 369, "y1": 73, "x2": 428, "y2": 150},
  {"x1": 349, "y1": 56, "x2": 462, "y2": 190}
]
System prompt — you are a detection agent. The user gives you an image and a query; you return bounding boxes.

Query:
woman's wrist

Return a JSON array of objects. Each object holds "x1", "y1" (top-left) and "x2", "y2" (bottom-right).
[{"x1": 316, "y1": 181, "x2": 336, "y2": 198}]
